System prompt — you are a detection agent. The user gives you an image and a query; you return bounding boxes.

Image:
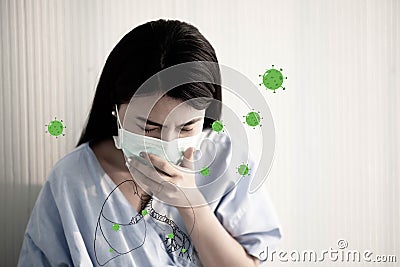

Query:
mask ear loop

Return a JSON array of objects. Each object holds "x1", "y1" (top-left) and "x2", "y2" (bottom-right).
[{"x1": 113, "y1": 104, "x2": 123, "y2": 149}]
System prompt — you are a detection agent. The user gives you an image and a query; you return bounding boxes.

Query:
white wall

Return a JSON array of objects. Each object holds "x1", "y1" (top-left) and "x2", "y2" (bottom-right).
[{"x1": 1, "y1": 0, "x2": 399, "y2": 266}]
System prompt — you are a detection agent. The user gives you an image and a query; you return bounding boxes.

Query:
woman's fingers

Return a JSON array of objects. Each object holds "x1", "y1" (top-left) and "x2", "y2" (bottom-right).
[
  {"x1": 127, "y1": 156, "x2": 166, "y2": 184},
  {"x1": 131, "y1": 157, "x2": 162, "y2": 181},
  {"x1": 126, "y1": 159, "x2": 162, "y2": 196},
  {"x1": 180, "y1": 147, "x2": 195, "y2": 170},
  {"x1": 127, "y1": 156, "x2": 189, "y2": 205},
  {"x1": 126, "y1": 152, "x2": 204, "y2": 207},
  {"x1": 140, "y1": 152, "x2": 176, "y2": 176}
]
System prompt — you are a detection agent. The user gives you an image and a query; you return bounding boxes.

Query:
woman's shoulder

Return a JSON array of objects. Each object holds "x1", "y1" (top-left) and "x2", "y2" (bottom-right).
[{"x1": 46, "y1": 142, "x2": 98, "y2": 186}]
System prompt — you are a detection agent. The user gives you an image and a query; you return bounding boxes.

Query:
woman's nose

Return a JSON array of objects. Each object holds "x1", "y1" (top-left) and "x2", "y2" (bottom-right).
[{"x1": 159, "y1": 130, "x2": 178, "y2": 142}]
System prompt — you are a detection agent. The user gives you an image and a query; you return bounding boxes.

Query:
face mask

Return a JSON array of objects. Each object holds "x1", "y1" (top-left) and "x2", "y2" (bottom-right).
[{"x1": 112, "y1": 105, "x2": 203, "y2": 165}]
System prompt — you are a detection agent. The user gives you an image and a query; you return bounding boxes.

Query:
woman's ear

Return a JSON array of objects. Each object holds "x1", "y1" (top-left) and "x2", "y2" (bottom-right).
[{"x1": 111, "y1": 104, "x2": 118, "y2": 117}]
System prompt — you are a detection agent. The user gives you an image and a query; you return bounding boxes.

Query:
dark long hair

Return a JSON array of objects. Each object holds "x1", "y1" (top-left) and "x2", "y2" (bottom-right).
[{"x1": 76, "y1": 19, "x2": 222, "y2": 147}]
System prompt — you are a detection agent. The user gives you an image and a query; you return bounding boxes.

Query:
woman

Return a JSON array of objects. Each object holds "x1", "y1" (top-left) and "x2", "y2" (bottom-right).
[{"x1": 18, "y1": 19, "x2": 281, "y2": 267}]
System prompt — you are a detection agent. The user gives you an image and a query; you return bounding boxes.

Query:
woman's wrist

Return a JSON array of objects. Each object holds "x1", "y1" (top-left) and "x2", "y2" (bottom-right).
[{"x1": 176, "y1": 197, "x2": 211, "y2": 218}]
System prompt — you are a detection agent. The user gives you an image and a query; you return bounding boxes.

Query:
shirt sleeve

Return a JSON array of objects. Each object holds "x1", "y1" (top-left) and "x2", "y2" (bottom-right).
[
  {"x1": 18, "y1": 233, "x2": 52, "y2": 267},
  {"x1": 214, "y1": 166, "x2": 282, "y2": 264},
  {"x1": 17, "y1": 180, "x2": 74, "y2": 267}
]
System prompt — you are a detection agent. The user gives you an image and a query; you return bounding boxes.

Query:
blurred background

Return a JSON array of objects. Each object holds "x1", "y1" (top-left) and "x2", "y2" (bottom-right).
[{"x1": 0, "y1": 0, "x2": 399, "y2": 266}]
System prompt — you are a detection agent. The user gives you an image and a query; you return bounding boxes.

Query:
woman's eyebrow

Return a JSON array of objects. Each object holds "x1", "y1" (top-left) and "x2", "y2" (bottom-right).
[
  {"x1": 136, "y1": 117, "x2": 163, "y2": 127},
  {"x1": 135, "y1": 116, "x2": 202, "y2": 128},
  {"x1": 179, "y1": 117, "x2": 203, "y2": 127}
]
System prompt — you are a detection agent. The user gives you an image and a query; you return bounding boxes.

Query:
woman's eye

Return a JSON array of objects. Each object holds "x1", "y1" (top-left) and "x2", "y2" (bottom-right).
[
  {"x1": 181, "y1": 128, "x2": 193, "y2": 132},
  {"x1": 144, "y1": 128, "x2": 156, "y2": 133}
]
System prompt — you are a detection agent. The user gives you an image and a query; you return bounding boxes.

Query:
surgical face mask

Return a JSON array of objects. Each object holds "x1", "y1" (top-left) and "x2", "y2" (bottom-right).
[{"x1": 112, "y1": 105, "x2": 204, "y2": 165}]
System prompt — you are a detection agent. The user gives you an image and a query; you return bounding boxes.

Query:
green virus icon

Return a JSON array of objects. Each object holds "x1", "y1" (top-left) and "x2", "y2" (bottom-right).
[
  {"x1": 259, "y1": 65, "x2": 287, "y2": 93},
  {"x1": 45, "y1": 117, "x2": 66, "y2": 138},
  {"x1": 167, "y1": 233, "x2": 174, "y2": 239},
  {"x1": 237, "y1": 163, "x2": 250, "y2": 176},
  {"x1": 181, "y1": 248, "x2": 187, "y2": 253},
  {"x1": 211, "y1": 120, "x2": 225, "y2": 133},
  {"x1": 243, "y1": 111, "x2": 262, "y2": 128},
  {"x1": 200, "y1": 166, "x2": 210, "y2": 176},
  {"x1": 141, "y1": 209, "x2": 148, "y2": 216},
  {"x1": 112, "y1": 223, "x2": 120, "y2": 231},
  {"x1": 109, "y1": 247, "x2": 114, "y2": 253}
]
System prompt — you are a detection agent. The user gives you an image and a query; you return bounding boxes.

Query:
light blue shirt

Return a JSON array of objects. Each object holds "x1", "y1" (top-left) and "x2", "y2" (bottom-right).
[{"x1": 18, "y1": 129, "x2": 282, "y2": 266}]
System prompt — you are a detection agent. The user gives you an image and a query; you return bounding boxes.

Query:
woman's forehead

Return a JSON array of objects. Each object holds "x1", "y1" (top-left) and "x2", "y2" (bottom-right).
[{"x1": 123, "y1": 94, "x2": 205, "y2": 124}]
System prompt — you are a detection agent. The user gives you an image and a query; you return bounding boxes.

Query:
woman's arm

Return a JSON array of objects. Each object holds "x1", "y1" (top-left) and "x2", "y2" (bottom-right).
[
  {"x1": 177, "y1": 204, "x2": 260, "y2": 267},
  {"x1": 18, "y1": 181, "x2": 73, "y2": 267}
]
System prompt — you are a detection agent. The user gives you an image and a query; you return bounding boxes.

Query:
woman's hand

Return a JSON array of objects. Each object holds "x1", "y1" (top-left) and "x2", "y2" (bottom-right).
[
  {"x1": 126, "y1": 147, "x2": 206, "y2": 207},
  {"x1": 127, "y1": 147, "x2": 259, "y2": 267}
]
